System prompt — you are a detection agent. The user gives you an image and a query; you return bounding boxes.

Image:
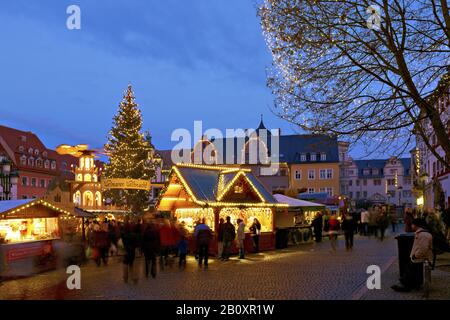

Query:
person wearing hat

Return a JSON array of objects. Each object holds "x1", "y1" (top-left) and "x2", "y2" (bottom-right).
[{"x1": 391, "y1": 218, "x2": 433, "y2": 292}]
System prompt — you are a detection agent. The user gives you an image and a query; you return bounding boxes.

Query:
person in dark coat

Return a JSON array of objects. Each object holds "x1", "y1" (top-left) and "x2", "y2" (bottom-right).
[
  {"x1": 311, "y1": 213, "x2": 323, "y2": 243},
  {"x1": 142, "y1": 222, "x2": 160, "y2": 278},
  {"x1": 194, "y1": 219, "x2": 213, "y2": 268},
  {"x1": 376, "y1": 211, "x2": 389, "y2": 241},
  {"x1": 94, "y1": 223, "x2": 111, "y2": 266},
  {"x1": 121, "y1": 219, "x2": 139, "y2": 283},
  {"x1": 249, "y1": 218, "x2": 262, "y2": 253},
  {"x1": 177, "y1": 235, "x2": 188, "y2": 269},
  {"x1": 342, "y1": 213, "x2": 356, "y2": 251},
  {"x1": 221, "y1": 216, "x2": 236, "y2": 261}
]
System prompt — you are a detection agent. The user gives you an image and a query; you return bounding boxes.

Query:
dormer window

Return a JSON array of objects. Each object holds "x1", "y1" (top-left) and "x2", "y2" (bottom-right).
[
  {"x1": 34, "y1": 149, "x2": 39, "y2": 156},
  {"x1": 28, "y1": 148, "x2": 33, "y2": 154},
  {"x1": 36, "y1": 158, "x2": 43, "y2": 167},
  {"x1": 28, "y1": 157, "x2": 35, "y2": 166},
  {"x1": 300, "y1": 154, "x2": 306, "y2": 162},
  {"x1": 363, "y1": 169, "x2": 370, "y2": 176},
  {"x1": 18, "y1": 146, "x2": 24, "y2": 153},
  {"x1": 320, "y1": 153, "x2": 326, "y2": 161},
  {"x1": 42, "y1": 151, "x2": 48, "y2": 158},
  {"x1": 51, "y1": 161, "x2": 57, "y2": 170},
  {"x1": 20, "y1": 155, "x2": 26, "y2": 165},
  {"x1": 372, "y1": 169, "x2": 378, "y2": 175},
  {"x1": 311, "y1": 154, "x2": 317, "y2": 161},
  {"x1": 44, "y1": 160, "x2": 50, "y2": 169}
]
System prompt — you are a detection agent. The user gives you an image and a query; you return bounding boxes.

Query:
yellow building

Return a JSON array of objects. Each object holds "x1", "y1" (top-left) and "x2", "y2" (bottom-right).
[{"x1": 289, "y1": 162, "x2": 340, "y2": 196}]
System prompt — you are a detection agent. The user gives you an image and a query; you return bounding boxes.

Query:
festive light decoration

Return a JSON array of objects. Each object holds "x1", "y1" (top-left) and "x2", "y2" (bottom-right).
[{"x1": 103, "y1": 85, "x2": 157, "y2": 212}]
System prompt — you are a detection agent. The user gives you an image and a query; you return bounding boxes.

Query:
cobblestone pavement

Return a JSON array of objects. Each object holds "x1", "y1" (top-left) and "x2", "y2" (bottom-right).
[{"x1": 1, "y1": 231, "x2": 449, "y2": 300}]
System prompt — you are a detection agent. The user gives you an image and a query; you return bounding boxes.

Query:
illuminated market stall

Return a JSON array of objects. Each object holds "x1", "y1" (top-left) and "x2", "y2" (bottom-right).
[
  {"x1": 157, "y1": 164, "x2": 288, "y2": 253},
  {"x1": 0, "y1": 198, "x2": 74, "y2": 277}
]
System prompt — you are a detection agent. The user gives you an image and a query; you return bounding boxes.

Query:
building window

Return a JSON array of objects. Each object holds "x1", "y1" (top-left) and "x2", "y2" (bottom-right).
[
  {"x1": 20, "y1": 155, "x2": 26, "y2": 165},
  {"x1": 349, "y1": 192, "x2": 353, "y2": 198},
  {"x1": 326, "y1": 187, "x2": 333, "y2": 196},
  {"x1": 19, "y1": 146, "x2": 25, "y2": 153},
  {"x1": 363, "y1": 169, "x2": 370, "y2": 176},
  {"x1": 348, "y1": 170, "x2": 354, "y2": 175},
  {"x1": 319, "y1": 188, "x2": 326, "y2": 193},
  {"x1": 363, "y1": 191, "x2": 368, "y2": 198},
  {"x1": 36, "y1": 159, "x2": 43, "y2": 167},
  {"x1": 295, "y1": 170, "x2": 301, "y2": 180},
  {"x1": 308, "y1": 169, "x2": 315, "y2": 180},
  {"x1": 387, "y1": 179, "x2": 395, "y2": 186},
  {"x1": 356, "y1": 191, "x2": 360, "y2": 199},
  {"x1": 349, "y1": 180, "x2": 353, "y2": 186},
  {"x1": 54, "y1": 194, "x2": 62, "y2": 202},
  {"x1": 22, "y1": 177, "x2": 28, "y2": 186},
  {"x1": 404, "y1": 177, "x2": 411, "y2": 185},
  {"x1": 40, "y1": 179, "x2": 45, "y2": 188},
  {"x1": 28, "y1": 157, "x2": 34, "y2": 166},
  {"x1": 374, "y1": 179, "x2": 381, "y2": 186},
  {"x1": 372, "y1": 169, "x2": 378, "y2": 175},
  {"x1": 320, "y1": 153, "x2": 326, "y2": 161},
  {"x1": 280, "y1": 169, "x2": 287, "y2": 176},
  {"x1": 42, "y1": 151, "x2": 48, "y2": 158},
  {"x1": 320, "y1": 169, "x2": 326, "y2": 180},
  {"x1": 31, "y1": 178, "x2": 36, "y2": 187},
  {"x1": 356, "y1": 179, "x2": 360, "y2": 186},
  {"x1": 390, "y1": 169, "x2": 397, "y2": 174},
  {"x1": 363, "y1": 179, "x2": 367, "y2": 186},
  {"x1": 44, "y1": 160, "x2": 50, "y2": 169},
  {"x1": 300, "y1": 154, "x2": 306, "y2": 162},
  {"x1": 28, "y1": 148, "x2": 33, "y2": 154},
  {"x1": 326, "y1": 169, "x2": 333, "y2": 179},
  {"x1": 308, "y1": 188, "x2": 315, "y2": 194},
  {"x1": 310, "y1": 154, "x2": 317, "y2": 161},
  {"x1": 34, "y1": 149, "x2": 39, "y2": 156},
  {"x1": 51, "y1": 161, "x2": 56, "y2": 170}
]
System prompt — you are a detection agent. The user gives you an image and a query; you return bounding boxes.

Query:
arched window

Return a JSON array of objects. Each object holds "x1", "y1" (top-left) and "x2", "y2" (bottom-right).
[
  {"x1": 95, "y1": 192, "x2": 102, "y2": 207},
  {"x1": 92, "y1": 174, "x2": 98, "y2": 182},
  {"x1": 28, "y1": 157, "x2": 35, "y2": 166},
  {"x1": 73, "y1": 191, "x2": 81, "y2": 205},
  {"x1": 20, "y1": 155, "x2": 27, "y2": 165},
  {"x1": 76, "y1": 174, "x2": 83, "y2": 181},
  {"x1": 44, "y1": 160, "x2": 50, "y2": 169},
  {"x1": 84, "y1": 174, "x2": 92, "y2": 182},
  {"x1": 83, "y1": 191, "x2": 94, "y2": 207},
  {"x1": 34, "y1": 149, "x2": 39, "y2": 156},
  {"x1": 85, "y1": 157, "x2": 91, "y2": 170}
]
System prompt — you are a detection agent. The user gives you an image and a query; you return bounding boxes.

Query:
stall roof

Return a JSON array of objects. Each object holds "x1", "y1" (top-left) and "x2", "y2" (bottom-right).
[
  {"x1": 273, "y1": 194, "x2": 325, "y2": 208},
  {"x1": 74, "y1": 207, "x2": 96, "y2": 218},
  {"x1": 0, "y1": 199, "x2": 35, "y2": 214}
]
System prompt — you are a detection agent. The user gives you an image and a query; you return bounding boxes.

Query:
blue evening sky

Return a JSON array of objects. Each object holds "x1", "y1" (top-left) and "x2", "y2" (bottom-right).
[{"x1": 0, "y1": 1, "x2": 389, "y2": 159}]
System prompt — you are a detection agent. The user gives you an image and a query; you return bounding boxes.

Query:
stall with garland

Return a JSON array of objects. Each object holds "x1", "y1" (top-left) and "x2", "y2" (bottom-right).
[
  {"x1": 157, "y1": 164, "x2": 288, "y2": 254},
  {"x1": 0, "y1": 198, "x2": 78, "y2": 278}
]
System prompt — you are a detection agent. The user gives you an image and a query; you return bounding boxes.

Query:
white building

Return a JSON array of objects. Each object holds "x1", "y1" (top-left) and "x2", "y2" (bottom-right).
[
  {"x1": 414, "y1": 86, "x2": 450, "y2": 210},
  {"x1": 340, "y1": 157, "x2": 414, "y2": 207}
]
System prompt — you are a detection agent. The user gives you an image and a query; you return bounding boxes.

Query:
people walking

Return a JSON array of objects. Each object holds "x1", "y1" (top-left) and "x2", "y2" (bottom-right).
[
  {"x1": 249, "y1": 218, "x2": 261, "y2": 253},
  {"x1": 311, "y1": 213, "x2": 323, "y2": 243},
  {"x1": 217, "y1": 218, "x2": 225, "y2": 259},
  {"x1": 360, "y1": 209, "x2": 369, "y2": 236},
  {"x1": 391, "y1": 218, "x2": 433, "y2": 292},
  {"x1": 142, "y1": 222, "x2": 160, "y2": 278},
  {"x1": 342, "y1": 213, "x2": 356, "y2": 251},
  {"x1": 377, "y1": 211, "x2": 389, "y2": 241},
  {"x1": 328, "y1": 214, "x2": 340, "y2": 252},
  {"x1": 108, "y1": 220, "x2": 120, "y2": 256},
  {"x1": 159, "y1": 219, "x2": 174, "y2": 268},
  {"x1": 177, "y1": 235, "x2": 188, "y2": 269},
  {"x1": 194, "y1": 218, "x2": 212, "y2": 268},
  {"x1": 368, "y1": 208, "x2": 378, "y2": 238},
  {"x1": 93, "y1": 223, "x2": 111, "y2": 266},
  {"x1": 237, "y1": 219, "x2": 246, "y2": 259},
  {"x1": 221, "y1": 216, "x2": 236, "y2": 261},
  {"x1": 390, "y1": 210, "x2": 398, "y2": 233},
  {"x1": 121, "y1": 219, "x2": 140, "y2": 284},
  {"x1": 404, "y1": 209, "x2": 414, "y2": 232}
]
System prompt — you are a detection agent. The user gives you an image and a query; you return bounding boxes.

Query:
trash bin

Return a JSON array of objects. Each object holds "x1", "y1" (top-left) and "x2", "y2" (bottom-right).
[{"x1": 395, "y1": 233, "x2": 423, "y2": 286}]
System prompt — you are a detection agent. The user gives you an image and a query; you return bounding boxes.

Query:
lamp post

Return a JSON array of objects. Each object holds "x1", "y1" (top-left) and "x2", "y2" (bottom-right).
[
  {"x1": 398, "y1": 186, "x2": 403, "y2": 207},
  {"x1": 0, "y1": 158, "x2": 19, "y2": 200}
]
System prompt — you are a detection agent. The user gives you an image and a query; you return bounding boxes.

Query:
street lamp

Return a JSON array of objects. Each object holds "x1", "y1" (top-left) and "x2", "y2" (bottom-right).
[
  {"x1": 0, "y1": 158, "x2": 19, "y2": 200},
  {"x1": 398, "y1": 186, "x2": 403, "y2": 207}
]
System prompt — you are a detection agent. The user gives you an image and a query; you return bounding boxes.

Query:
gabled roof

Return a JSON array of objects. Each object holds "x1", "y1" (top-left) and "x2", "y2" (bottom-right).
[
  {"x1": 273, "y1": 194, "x2": 325, "y2": 208},
  {"x1": 354, "y1": 158, "x2": 412, "y2": 178},
  {"x1": 0, "y1": 198, "x2": 72, "y2": 216},
  {"x1": 278, "y1": 134, "x2": 339, "y2": 163},
  {"x1": 158, "y1": 164, "x2": 285, "y2": 210}
]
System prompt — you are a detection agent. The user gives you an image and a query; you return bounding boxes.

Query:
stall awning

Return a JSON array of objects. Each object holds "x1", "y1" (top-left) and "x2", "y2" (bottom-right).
[
  {"x1": 273, "y1": 194, "x2": 325, "y2": 208},
  {"x1": 0, "y1": 198, "x2": 73, "y2": 218},
  {"x1": 0, "y1": 199, "x2": 35, "y2": 214},
  {"x1": 74, "y1": 207, "x2": 96, "y2": 218}
]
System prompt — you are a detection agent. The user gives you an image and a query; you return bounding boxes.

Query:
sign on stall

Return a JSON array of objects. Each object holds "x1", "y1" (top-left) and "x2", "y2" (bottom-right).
[{"x1": 102, "y1": 178, "x2": 151, "y2": 190}]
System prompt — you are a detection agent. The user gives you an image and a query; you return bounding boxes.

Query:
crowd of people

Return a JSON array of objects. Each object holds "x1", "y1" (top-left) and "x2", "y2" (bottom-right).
[{"x1": 84, "y1": 215, "x2": 262, "y2": 283}]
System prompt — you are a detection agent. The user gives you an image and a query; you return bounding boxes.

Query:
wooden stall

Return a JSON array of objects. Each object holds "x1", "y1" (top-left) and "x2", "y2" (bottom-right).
[{"x1": 157, "y1": 164, "x2": 288, "y2": 254}]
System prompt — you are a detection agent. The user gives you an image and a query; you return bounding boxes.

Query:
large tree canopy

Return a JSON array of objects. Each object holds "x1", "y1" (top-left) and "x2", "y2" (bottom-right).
[{"x1": 259, "y1": 0, "x2": 450, "y2": 167}]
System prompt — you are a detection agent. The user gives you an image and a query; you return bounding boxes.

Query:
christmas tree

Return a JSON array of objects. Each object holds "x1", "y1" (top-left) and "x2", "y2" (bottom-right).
[{"x1": 103, "y1": 85, "x2": 156, "y2": 213}]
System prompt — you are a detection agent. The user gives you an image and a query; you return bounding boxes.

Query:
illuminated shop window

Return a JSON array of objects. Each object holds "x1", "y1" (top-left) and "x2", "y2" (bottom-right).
[
  {"x1": 219, "y1": 207, "x2": 273, "y2": 232},
  {"x1": 0, "y1": 217, "x2": 59, "y2": 243},
  {"x1": 174, "y1": 208, "x2": 215, "y2": 233}
]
